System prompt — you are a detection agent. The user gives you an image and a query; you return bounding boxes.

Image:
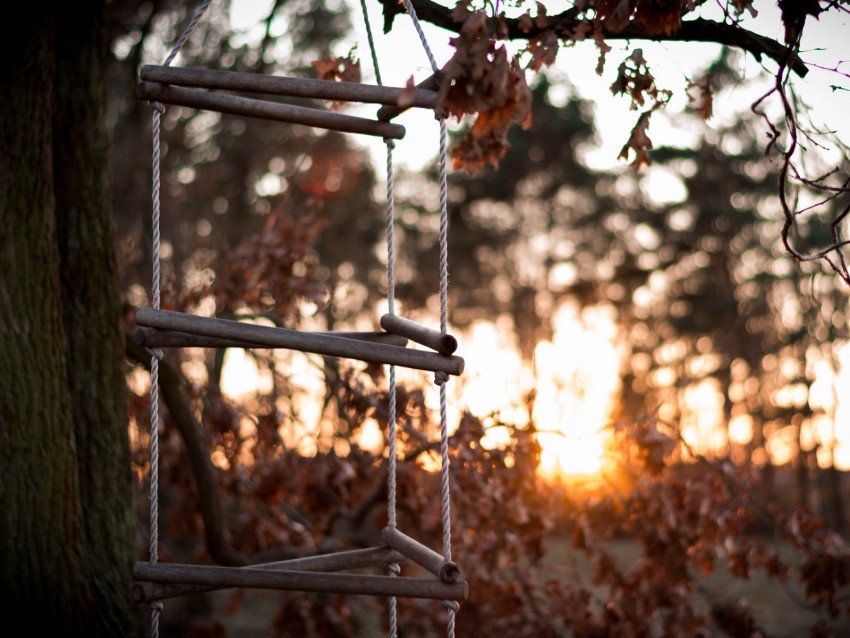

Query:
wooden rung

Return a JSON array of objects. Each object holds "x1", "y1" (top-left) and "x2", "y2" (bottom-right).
[
  {"x1": 134, "y1": 562, "x2": 469, "y2": 601},
  {"x1": 135, "y1": 308, "x2": 464, "y2": 376},
  {"x1": 137, "y1": 81, "x2": 406, "y2": 139},
  {"x1": 134, "y1": 327, "x2": 408, "y2": 349},
  {"x1": 140, "y1": 65, "x2": 439, "y2": 110},
  {"x1": 380, "y1": 314, "x2": 457, "y2": 355},
  {"x1": 133, "y1": 547, "x2": 406, "y2": 603},
  {"x1": 380, "y1": 527, "x2": 460, "y2": 583},
  {"x1": 377, "y1": 72, "x2": 443, "y2": 122}
]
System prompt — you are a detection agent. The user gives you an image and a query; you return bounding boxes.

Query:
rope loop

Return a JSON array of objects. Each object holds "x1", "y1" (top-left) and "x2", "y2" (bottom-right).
[
  {"x1": 148, "y1": 100, "x2": 166, "y2": 115},
  {"x1": 384, "y1": 138, "x2": 396, "y2": 149},
  {"x1": 149, "y1": 601, "x2": 164, "y2": 612},
  {"x1": 442, "y1": 600, "x2": 460, "y2": 612},
  {"x1": 146, "y1": 347, "x2": 164, "y2": 361},
  {"x1": 434, "y1": 371, "x2": 449, "y2": 386},
  {"x1": 388, "y1": 561, "x2": 401, "y2": 576}
]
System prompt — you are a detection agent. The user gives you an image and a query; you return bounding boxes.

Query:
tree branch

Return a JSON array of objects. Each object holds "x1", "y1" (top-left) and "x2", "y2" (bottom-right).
[
  {"x1": 126, "y1": 333, "x2": 250, "y2": 566},
  {"x1": 384, "y1": 0, "x2": 808, "y2": 78},
  {"x1": 127, "y1": 330, "x2": 362, "y2": 566}
]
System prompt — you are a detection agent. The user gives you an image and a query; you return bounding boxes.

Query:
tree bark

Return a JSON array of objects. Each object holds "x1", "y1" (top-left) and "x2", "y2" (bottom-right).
[
  {"x1": 0, "y1": 7, "x2": 93, "y2": 632},
  {"x1": 0, "y1": 3, "x2": 137, "y2": 634},
  {"x1": 53, "y1": 1, "x2": 138, "y2": 633}
]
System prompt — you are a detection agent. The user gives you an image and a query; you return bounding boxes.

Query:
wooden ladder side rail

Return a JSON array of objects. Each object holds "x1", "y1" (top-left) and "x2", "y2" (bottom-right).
[
  {"x1": 140, "y1": 65, "x2": 439, "y2": 109},
  {"x1": 380, "y1": 527, "x2": 460, "y2": 583},
  {"x1": 380, "y1": 314, "x2": 457, "y2": 355},
  {"x1": 135, "y1": 308, "x2": 464, "y2": 376},
  {"x1": 137, "y1": 81, "x2": 406, "y2": 139},
  {"x1": 134, "y1": 547, "x2": 407, "y2": 603},
  {"x1": 135, "y1": 326, "x2": 409, "y2": 349},
  {"x1": 377, "y1": 72, "x2": 444, "y2": 122},
  {"x1": 134, "y1": 562, "x2": 469, "y2": 601}
]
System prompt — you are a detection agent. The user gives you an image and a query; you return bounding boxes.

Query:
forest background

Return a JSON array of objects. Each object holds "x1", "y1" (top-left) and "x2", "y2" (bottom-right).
[{"x1": 2, "y1": 0, "x2": 850, "y2": 636}]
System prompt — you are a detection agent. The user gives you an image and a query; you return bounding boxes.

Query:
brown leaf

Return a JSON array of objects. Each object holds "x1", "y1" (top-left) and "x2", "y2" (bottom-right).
[
  {"x1": 687, "y1": 73, "x2": 713, "y2": 120},
  {"x1": 635, "y1": 0, "x2": 688, "y2": 35},
  {"x1": 534, "y1": 1, "x2": 549, "y2": 29},
  {"x1": 597, "y1": 0, "x2": 636, "y2": 32},
  {"x1": 528, "y1": 30, "x2": 559, "y2": 71},
  {"x1": 439, "y1": 11, "x2": 532, "y2": 172},
  {"x1": 593, "y1": 22, "x2": 612, "y2": 75},
  {"x1": 451, "y1": 0, "x2": 473, "y2": 23},
  {"x1": 311, "y1": 55, "x2": 361, "y2": 84},
  {"x1": 398, "y1": 75, "x2": 416, "y2": 108}
]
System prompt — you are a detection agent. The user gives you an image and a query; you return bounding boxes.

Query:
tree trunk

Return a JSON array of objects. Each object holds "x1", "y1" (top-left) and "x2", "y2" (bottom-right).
[
  {"x1": 0, "y1": 3, "x2": 137, "y2": 634},
  {"x1": 54, "y1": 1, "x2": 138, "y2": 632}
]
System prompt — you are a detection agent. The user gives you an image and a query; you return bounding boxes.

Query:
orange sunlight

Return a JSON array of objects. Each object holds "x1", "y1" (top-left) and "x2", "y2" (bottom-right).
[
  {"x1": 452, "y1": 302, "x2": 621, "y2": 481},
  {"x1": 213, "y1": 302, "x2": 623, "y2": 481},
  {"x1": 531, "y1": 302, "x2": 621, "y2": 480}
]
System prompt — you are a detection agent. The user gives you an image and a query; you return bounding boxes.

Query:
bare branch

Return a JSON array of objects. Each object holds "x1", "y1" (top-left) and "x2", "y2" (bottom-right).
[
  {"x1": 126, "y1": 332, "x2": 252, "y2": 566},
  {"x1": 750, "y1": 49, "x2": 850, "y2": 284},
  {"x1": 128, "y1": 332, "x2": 341, "y2": 566}
]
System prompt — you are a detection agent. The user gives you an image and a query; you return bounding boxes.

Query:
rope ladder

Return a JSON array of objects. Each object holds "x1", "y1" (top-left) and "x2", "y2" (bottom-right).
[{"x1": 137, "y1": 2, "x2": 464, "y2": 636}]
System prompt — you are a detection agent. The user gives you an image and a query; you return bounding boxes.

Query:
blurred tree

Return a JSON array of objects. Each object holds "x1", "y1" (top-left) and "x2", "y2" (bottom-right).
[
  {"x1": 107, "y1": 0, "x2": 383, "y2": 317},
  {"x1": 403, "y1": 76, "x2": 607, "y2": 358}
]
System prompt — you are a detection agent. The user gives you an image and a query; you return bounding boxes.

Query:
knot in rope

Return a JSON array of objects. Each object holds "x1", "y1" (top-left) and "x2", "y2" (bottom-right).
[
  {"x1": 434, "y1": 370, "x2": 449, "y2": 386},
  {"x1": 146, "y1": 347, "x2": 164, "y2": 361},
  {"x1": 148, "y1": 100, "x2": 166, "y2": 115},
  {"x1": 384, "y1": 138, "x2": 396, "y2": 149},
  {"x1": 441, "y1": 600, "x2": 460, "y2": 612},
  {"x1": 387, "y1": 561, "x2": 401, "y2": 576},
  {"x1": 149, "y1": 601, "x2": 164, "y2": 612}
]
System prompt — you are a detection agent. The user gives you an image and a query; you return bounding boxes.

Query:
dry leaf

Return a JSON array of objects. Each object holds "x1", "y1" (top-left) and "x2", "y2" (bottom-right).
[{"x1": 398, "y1": 75, "x2": 416, "y2": 108}]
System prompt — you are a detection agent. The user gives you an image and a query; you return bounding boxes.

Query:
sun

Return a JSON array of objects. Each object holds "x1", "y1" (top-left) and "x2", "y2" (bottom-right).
[
  {"x1": 532, "y1": 302, "x2": 621, "y2": 481},
  {"x1": 456, "y1": 302, "x2": 622, "y2": 481}
]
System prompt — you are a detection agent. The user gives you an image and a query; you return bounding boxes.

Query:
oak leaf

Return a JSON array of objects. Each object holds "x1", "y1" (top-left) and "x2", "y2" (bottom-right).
[
  {"x1": 311, "y1": 55, "x2": 361, "y2": 84},
  {"x1": 397, "y1": 75, "x2": 417, "y2": 108},
  {"x1": 597, "y1": 0, "x2": 636, "y2": 32},
  {"x1": 688, "y1": 73, "x2": 714, "y2": 120}
]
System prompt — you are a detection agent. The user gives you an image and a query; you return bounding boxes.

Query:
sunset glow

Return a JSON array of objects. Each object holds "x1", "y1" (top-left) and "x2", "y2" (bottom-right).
[
  {"x1": 212, "y1": 301, "x2": 623, "y2": 481},
  {"x1": 532, "y1": 303, "x2": 621, "y2": 479}
]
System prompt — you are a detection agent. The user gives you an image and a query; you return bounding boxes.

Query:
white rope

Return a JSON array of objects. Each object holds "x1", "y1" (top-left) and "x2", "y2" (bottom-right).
[
  {"x1": 401, "y1": 2, "x2": 456, "y2": 635},
  {"x1": 146, "y1": 3, "x2": 212, "y2": 636},
  {"x1": 384, "y1": 138, "x2": 397, "y2": 527},
  {"x1": 359, "y1": 1, "x2": 400, "y2": 634},
  {"x1": 162, "y1": 0, "x2": 212, "y2": 68},
  {"x1": 148, "y1": 107, "x2": 164, "y2": 638},
  {"x1": 402, "y1": 0, "x2": 440, "y2": 74},
  {"x1": 358, "y1": 0, "x2": 384, "y2": 87},
  {"x1": 435, "y1": 118, "x2": 457, "y2": 638},
  {"x1": 385, "y1": 139, "x2": 400, "y2": 638}
]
